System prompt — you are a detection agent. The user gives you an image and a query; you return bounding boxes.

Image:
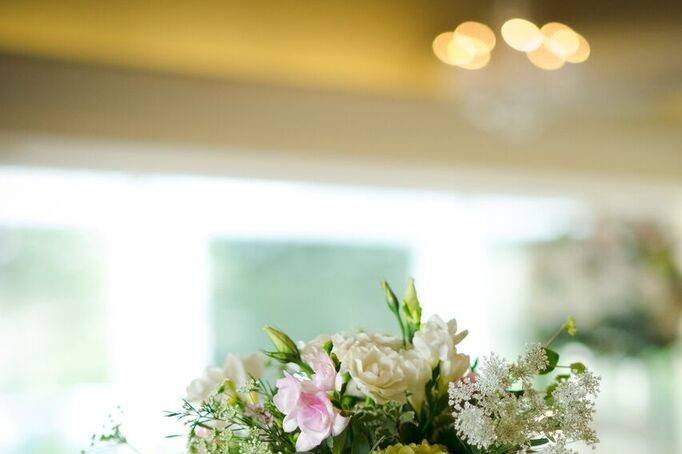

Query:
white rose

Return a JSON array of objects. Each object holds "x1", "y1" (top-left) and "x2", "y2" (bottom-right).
[
  {"x1": 343, "y1": 344, "x2": 408, "y2": 404},
  {"x1": 298, "y1": 334, "x2": 332, "y2": 361},
  {"x1": 341, "y1": 343, "x2": 431, "y2": 410},
  {"x1": 439, "y1": 350, "x2": 470, "y2": 391},
  {"x1": 332, "y1": 331, "x2": 402, "y2": 363},
  {"x1": 185, "y1": 352, "x2": 265, "y2": 402},
  {"x1": 413, "y1": 315, "x2": 468, "y2": 367},
  {"x1": 413, "y1": 315, "x2": 469, "y2": 388},
  {"x1": 400, "y1": 349, "x2": 433, "y2": 410}
]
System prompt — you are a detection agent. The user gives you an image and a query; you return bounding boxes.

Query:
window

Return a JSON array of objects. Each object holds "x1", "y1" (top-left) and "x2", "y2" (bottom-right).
[
  {"x1": 0, "y1": 165, "x2": 678, "y2": 453},
  {"x1": 0, "y1": 227, "x2": 106, "y2": 453},
  {"x1": 210, "y1": 240, "x2": 411, "y2": 359}
]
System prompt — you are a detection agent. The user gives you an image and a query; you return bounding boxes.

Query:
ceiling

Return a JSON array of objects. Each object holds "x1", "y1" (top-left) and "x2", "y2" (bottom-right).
[
  {"x1": 0, "y1": 1, "x2": 679, "y2": 187},
  {"x1": 0, "y1": 1, "x2": 680, "y2": 98}
]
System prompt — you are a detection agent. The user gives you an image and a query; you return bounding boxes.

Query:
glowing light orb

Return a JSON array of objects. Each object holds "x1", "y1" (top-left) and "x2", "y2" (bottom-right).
[{"x1": 501, "y1": 18, "x2": 543, "y2": 52}]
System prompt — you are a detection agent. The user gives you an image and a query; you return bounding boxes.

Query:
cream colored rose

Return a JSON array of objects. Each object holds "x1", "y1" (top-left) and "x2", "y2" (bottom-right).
[
  {"x1": 400, "y1": 348, "x2": 433, "y2": 410},
  {"x1": 298, "y1": 334, "x2": 332, "y2": 361},
  {"x1": 332, "y1": 331, "x2": 402, "y2": 363},
  {"x1": 343, "y1": 344, "x2": 407, "y2": 403},
  {"x1": 342, "y1": 343, "x2": 431, "y2": 409},
  {"x1": 413, "y1": 315, "x2": 470, "y2": 388}
]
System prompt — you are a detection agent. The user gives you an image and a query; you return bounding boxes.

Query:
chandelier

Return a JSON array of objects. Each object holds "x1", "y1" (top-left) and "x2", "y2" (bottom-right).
[{"x1": 433, "y1": 19, "x2": 590, "y2": 70}]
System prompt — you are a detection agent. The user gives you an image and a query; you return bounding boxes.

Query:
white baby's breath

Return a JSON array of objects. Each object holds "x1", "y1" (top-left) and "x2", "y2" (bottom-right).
[{"x1": 448, "y1": 345, "x2": 600, "y2": 453}]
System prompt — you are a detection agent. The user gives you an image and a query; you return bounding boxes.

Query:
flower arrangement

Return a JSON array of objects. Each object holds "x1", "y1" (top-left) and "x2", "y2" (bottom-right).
[{"x1": 90, "y1": 280, "x2": 600, "y2": 454}]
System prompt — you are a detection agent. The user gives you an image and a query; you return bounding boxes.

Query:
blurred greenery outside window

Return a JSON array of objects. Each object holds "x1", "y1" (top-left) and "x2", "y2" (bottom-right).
[
  {"x1": 0, "y1": 227, "x2": 106, "y2": 453},
  {"x1": 0, "y1": 227, "x2": 107, "y2": 389},
  {"x1": 210, "y1": 239, "x2": 411, "y2": 360}
]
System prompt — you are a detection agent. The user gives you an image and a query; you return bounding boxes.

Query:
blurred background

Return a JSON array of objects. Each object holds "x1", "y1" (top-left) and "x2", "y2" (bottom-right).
[{"x1": 0, "y1": 1, "x2": 680, "y2": 453}]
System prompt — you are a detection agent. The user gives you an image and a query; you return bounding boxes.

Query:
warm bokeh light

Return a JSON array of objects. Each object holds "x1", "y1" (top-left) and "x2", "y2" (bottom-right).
[
  {"x1": 432, "y1": 31, "x2": 456, "y2": 65},
  {"x1": 453, "y1": 33, "x2": 488, "y2": 57},
  {"x1": 455, "y1": 21, "x2": 496, "y2": 52},
  {"x1": 565, "y1": 33, "x2": 591, "y2": 63},
  {"x1": 433, "y1": 21, "x2": 494, "y2": 70},
  {"x1": 458, "y1": 51, "x2": 491, "y2": 70},
  {"x1": 527, "y1": 44, "x2": 565, "y2": 70},
  {"x1": 501, "y1": 18, "x2": 543, "y2": 52},
  {"x1": 547, "y1": 29, "x2": 580, "y2": 58},
  {"x1": 540, "y1": 22, "x2": 571, "y2": 40},
  {"x1": 446, "y1": 38, "x2": 475, "y2": 66},
  {"x1": 533, "y1": 21, "x2": 590, "y2": 69}
]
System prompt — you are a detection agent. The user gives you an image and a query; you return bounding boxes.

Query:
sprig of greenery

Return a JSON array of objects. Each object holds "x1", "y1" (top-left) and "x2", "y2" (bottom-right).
[
  {"x1": 81, "y1": 410, "x2": 141, "y2": 454},
  {"x1": 383, "y1": 279, "x2": 422, "y2": 346}
]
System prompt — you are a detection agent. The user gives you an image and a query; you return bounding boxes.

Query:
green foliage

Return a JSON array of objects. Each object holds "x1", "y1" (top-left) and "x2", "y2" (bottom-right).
[
  {"x1": 168, "y1": 379, "x2": 296, "y2": 454},
  {"x1": 570, "y1": 362, "x2": 586, "y2": 374},
  {"x1": 539, "y1": 348, "x2": 560, "y2": 375},
  {"x1": 402, "y1": 278, "x2": 422, "y2": 340},
  {"x1": 382, "y1": 279, "x2": 423, "y2": 346},
  {"x1": 81, "y1": 412, "x2": 140, "y2": 454},
  {"x1": 383, "y1": 280, "x2": 406, "y2": 346}
]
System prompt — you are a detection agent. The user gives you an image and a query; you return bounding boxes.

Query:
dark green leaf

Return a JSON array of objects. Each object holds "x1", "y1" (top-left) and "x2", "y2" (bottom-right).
[
  {"x1": 530, "y1": 438, "x2": 550, "y2": 446},
  {"x1": 570, "y1": 362, "x2": 586, "y2": 374},
  {"x1": 539, "y1": 348, "x2": 560, "y2": 375}
]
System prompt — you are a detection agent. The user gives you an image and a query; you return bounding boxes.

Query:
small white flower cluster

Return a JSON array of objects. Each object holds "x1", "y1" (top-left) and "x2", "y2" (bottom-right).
[{"x1": 448, "y1": 343, "x2": 600, "y2": 454}]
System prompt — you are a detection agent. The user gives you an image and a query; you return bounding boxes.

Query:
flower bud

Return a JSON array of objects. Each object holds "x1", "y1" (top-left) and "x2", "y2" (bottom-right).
[
  {"x1": 263, "y1": 326, "x2": 300, "y2": 358},
  {"x1": 402, "y1": 278, "x2": 422, "y2": 328}
]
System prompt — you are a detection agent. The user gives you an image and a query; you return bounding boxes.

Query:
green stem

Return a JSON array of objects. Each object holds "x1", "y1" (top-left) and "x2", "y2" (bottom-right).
[{"x1": 544, "y1": 322, "x2": 567, "y2": 348}]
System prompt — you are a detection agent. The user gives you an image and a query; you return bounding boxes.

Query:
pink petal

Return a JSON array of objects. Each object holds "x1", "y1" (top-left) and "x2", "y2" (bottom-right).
[
  {"x1": 282, "y1": 413, "x2": 299, "y2": 433},
  {"x1": 331, "y1": 411, "x2": 349, "y2": 436},
  {"x1": 296, "y1": 430, "x2": 326, "y2": 452},
  {"x1": 274, "y1": 373, "x2": 301, "y2": 414}
]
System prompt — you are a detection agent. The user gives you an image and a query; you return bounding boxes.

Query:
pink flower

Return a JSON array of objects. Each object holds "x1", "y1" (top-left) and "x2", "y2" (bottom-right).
[
  {"x1": 307, "y1": 348, "x2": 337, "y2": 392},
  {"x1": 274, "y1": 370, "x2": 348, "y2": 452}
]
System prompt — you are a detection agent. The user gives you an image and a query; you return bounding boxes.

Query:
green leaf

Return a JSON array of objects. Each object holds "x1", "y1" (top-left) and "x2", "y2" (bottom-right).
[
  {"x1": 262, "y1": 350, "x2": 295, "y2": 363},
  {"x1": 332, "y1": 429, "x2": 347, "y2": 454},
  {"x1": 530, "y1": 438, "x2": 550, "y2": 447},
  {"x1": 350, "y1": 430, "x2": 370, "y2": 454},
  {"x1": 570, "y1": 362, "x2": 586, "y2": 374},
  {"x1": 545, "y1": 383, "x2": 558, "y2": 402},
  {"x1": 554, "y1": 374, "x2": 570, "y2": 382},
  {"x1": 322, "y1": 339, "x2": 334, "y2": 355},
  {"x1": 539, "y1": 348, "x2": 560, "y2": 375}
]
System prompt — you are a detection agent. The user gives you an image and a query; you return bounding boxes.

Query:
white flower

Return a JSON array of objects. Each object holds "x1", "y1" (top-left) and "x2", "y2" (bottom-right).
[
  {"x1": 342, "y1": 344, "x2": 407, "y2": 404},
  {"x1": 413, "y1": 315, "x2": 469, "y2": 387},
  {"x1": 339, "y1": 341, "x2": 431, "y2": 409},
  {"x1": 454, "y1": 403, "x2": 496, "y2": 449},
  {"x1": 449, "y1": 347, "x2": 600, "y2": 452},
  {"x1": 332, "y1": 331, "x2": 402, "y2": 362},
  {"x1": 186, "y1": 352, "x2": 266, "y2": 403},
  {"x1": 413, "y1": 315, "x2": 468, "y2": 366},
  {"x1": 400, "y1": 348, "x2": 433, "y2": 410},
  {"x1": 439, "y1": 350, "x2": 470, "y2": 391},
  {"x1": 297, "y1": 334, "x2": 332, "y2": 361}
]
